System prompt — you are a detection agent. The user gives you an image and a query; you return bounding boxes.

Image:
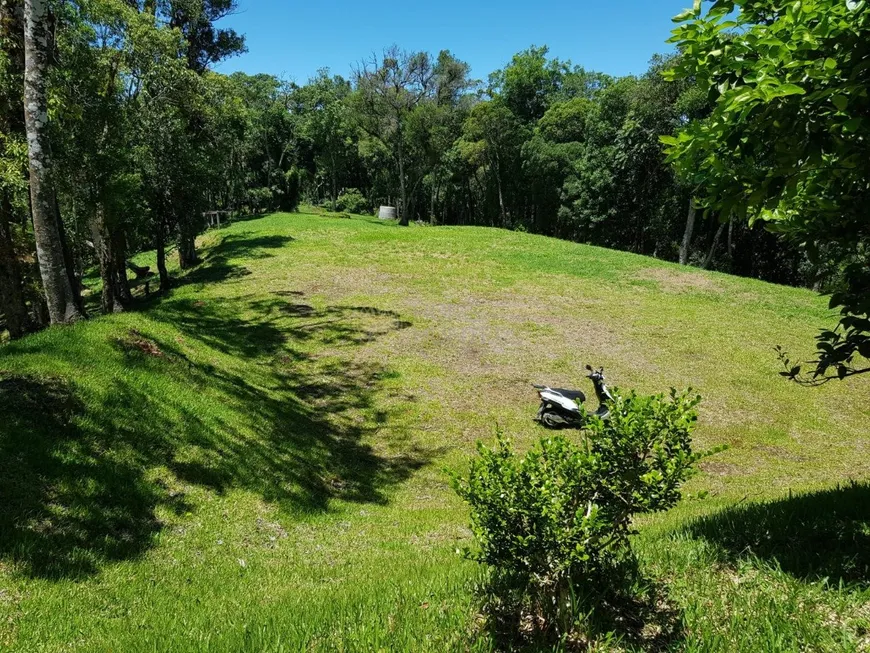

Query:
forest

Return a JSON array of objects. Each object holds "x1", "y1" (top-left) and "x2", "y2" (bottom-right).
[{"x1": 1, "y1": 0, "x2": 844, "y2": 342}]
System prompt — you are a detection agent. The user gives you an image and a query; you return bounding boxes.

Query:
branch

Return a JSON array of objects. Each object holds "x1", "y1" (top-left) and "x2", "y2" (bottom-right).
[{"x1": 775, "y1": 345, "x2": 870, "y2": 386}]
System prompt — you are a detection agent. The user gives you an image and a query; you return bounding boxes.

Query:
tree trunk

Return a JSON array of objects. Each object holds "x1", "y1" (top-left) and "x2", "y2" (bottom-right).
[
  {"x1": 89, "y1": 204, "x2": 122, "y2": 314},
  {"x1": 430, "y1": 177, "x2": 437, "y2": 225},
  {"x1": 494, "y1": 152, "x2": 507, "y2": 227},
  {"x1": 397, "y1": 143, "x2": 408, "y2": 226},
  {"x1": 155, "y1": 218, "x2": 170, "y2": 293},
  {"x1": 679, "y1": 198, "x2": 696, "y2": 265},
  {"x1": 112, "y1": 231, "x2": 132, "y2": 305},
  {"x1": 23, "y1": 0, "x2": 82, "y2": 324},
  {"x1": 178, "y1": 228, "x2": 198, "y2": 269},
  {"x1": 0, "y1": 198, "x2": 29, "y2": 338},
  {"x1": 330, "y1": 153, "x2": 338, "y2": 212},
  {"x1": 55, "y1": 196, "x2": 85, "y2": 316},
  {"x1": 703, "y1": 222, "x2": 726, "y2": 270},
  {"x1": 465, "y1": 178, "x2": 474, "y2": 226},
  {"x1": 727, "y1": 216, "x2": 735, "y2": 258},
  {"x1": 31, "y1": 293, "x2": 49, "y2": 328}
]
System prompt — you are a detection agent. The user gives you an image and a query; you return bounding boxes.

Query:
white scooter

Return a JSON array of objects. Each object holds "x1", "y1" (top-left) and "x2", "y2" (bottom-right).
[{"x1": 533, "y1": 365, "x2": 614, "y2": 429}]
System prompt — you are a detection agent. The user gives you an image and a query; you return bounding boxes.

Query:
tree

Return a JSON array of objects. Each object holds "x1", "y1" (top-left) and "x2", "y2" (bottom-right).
[
  {"x1": 121, "y1": 0, "x2": 245, "y2": 275},
  {"x1": 23, "y1": 0, "x2": 82, "y2": 324},
  {"x1": 52, "y1": 0, "x2": 138, "y2": 314},
  {"x1": 165, "y1": 0, "x2": 245, "y2": 73},
  {"x1": 665, "y1": 0, "x2": 870, "y2": 382},
  {"x1": 459, "y1": 102, "x2": 525, "y2": 228},
  {"x1": 408, "y1": 51, "x2": 474, "y2": 223},
  {"x1": 489, "y1": 46, "x2": 568, "y2": 124},
  {"x1": 169, "y1": 0, "x2": 244, "y2": 268},
  {"x1": 353, "y1": 47, "x2": 435, "y2": 226},
  {"x1": 296, "y1": 70, "x2": 353, "y2": 211}
]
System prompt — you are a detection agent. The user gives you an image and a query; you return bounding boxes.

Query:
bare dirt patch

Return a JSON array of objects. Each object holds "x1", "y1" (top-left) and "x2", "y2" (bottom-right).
[
  {"x1": 113, "y1": 329, "x2": 164, "y2": 357},
  {"x1": 637, "y1": 267, "x2": 723, "y2": 294}
]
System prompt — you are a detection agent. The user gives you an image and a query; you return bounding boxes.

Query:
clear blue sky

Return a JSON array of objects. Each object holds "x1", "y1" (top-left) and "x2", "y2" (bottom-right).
[{"x1": 215, "y1": 1, "x2": 693, "y2": 83}]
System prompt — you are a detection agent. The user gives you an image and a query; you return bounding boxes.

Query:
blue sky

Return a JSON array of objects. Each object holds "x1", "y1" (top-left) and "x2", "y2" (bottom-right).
[{"x1": 215, "y1": 1, "x2": 693, "y2": 83}]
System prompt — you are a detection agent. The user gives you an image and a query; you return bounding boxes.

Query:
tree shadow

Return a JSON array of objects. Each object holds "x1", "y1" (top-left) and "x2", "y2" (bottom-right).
[
  {"x1": 0, "y1": 376, "x2": 189, "y2": 579},
  {"x1": 0, "y1": 278, "x2": 433, "y2": 580},
  {"x1": 222, "y1": 211, "x2": 276, "y2": 225},
  {"x1": 687, "y1": 482, "x2": 870, "y2": 588},
  {"x1": 181, "y1": 233, "x2": 296, "y2": 286}
]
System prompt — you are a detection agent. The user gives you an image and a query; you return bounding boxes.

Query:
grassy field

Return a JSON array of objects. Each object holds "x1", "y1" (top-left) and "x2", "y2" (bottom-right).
[{"x1": 1, "y1": 210, "x2": 869, "y2": 651}]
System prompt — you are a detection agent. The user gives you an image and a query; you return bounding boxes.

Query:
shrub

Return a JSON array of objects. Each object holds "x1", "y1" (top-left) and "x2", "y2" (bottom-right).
[
  {"x1": 453, "y1": 388, "x2": 704, "y2": 640},
  {"x1": 335, "y1": 188, "x2": 368, "y2": 214},
  {"x1": 246, "y1": 186, "x2": 273, "y2": 212},
  {"x1": 282, "y1": 167, "x2": 301, "y2": 212}
]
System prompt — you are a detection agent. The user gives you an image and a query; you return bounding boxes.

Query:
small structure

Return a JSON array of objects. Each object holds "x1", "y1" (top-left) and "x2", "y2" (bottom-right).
[
  {"x1": 204, "y1": 210, "x2": 232, "y2": 229},
  {"x1": 378, "y1": 206, "x2": 397, "y2": 220},
  {"x1": 126, "y1": 261, "x2": 151, "y2": 280}
]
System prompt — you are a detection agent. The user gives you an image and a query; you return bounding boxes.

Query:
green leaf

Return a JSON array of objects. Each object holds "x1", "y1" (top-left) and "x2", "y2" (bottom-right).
[
  {"x1": 765, "y1": 222, "x2": 791, "y2": 233},
  {"x1": 673, "y1": 8, "x2": 696, "y2": 22},
  {"x1": 843, "y1": 117, "x2": 863, "y2": 132},
  {"x1": 832, "y1": 95, "x2": 848, "y2": 111},
  {"x1": 773, "y1": 83, "x2": 806, "y2": 97},
  {"x1": 824, "y1": 58, "x2": 837, "y2": 70},
  {"x1": 659, "y1": 135, "x2": 679, "y2": 146}
]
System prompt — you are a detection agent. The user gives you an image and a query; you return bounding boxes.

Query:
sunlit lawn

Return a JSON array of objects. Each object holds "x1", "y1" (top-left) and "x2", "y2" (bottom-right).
[{"x1": 1, "y1": 210, "x2": 868, "y2": 651}]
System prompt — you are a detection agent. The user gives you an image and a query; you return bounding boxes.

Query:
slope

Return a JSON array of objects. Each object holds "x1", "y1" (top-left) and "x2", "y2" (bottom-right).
[{"x1": 1, "y1": 211, "x2": 868, "y2": 651}]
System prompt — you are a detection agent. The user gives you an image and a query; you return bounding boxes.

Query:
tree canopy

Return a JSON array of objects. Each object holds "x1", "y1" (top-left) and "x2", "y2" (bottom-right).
[{"x1": 665, "y1": 0, "x2": 869, "y2": 382}]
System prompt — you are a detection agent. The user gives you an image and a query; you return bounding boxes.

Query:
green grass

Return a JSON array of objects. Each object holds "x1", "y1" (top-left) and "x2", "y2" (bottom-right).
[{"x1": 1, "y1": 210, "x2": 869, "y2": 651}]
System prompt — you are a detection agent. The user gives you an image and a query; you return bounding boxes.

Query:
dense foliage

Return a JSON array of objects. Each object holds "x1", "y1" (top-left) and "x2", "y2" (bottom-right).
[
  {"x1": 665, "y1": 0, "x2": 869, "y2": 382},
  {"x1": 0, "y1": 0, "x2": 862, "y2": 345},
  {"x1": 453, "y1": 389, "x2": 703, "y2": 639}
]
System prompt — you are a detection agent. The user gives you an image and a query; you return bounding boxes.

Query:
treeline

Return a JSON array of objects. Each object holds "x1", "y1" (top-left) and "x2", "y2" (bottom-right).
[
  {"x1": 0, "y1": 0, "x2": 823, "y2": 340},
  {"x1": 1, "y1": 0, "x2": 261, "y2": 334},
  {"x1": 296, "y1": 46, "x2": 811, "y2": 287}
]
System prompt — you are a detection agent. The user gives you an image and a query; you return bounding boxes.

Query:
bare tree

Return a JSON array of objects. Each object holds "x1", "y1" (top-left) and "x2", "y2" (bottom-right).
[{"x1": 353, "y1": 47, "x2": 434, "y2": 226}]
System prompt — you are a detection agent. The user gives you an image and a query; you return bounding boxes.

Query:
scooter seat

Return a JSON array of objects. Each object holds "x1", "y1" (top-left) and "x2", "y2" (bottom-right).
[{"x1": 548, "y1": 388, "x2": 586, "y2": 402}]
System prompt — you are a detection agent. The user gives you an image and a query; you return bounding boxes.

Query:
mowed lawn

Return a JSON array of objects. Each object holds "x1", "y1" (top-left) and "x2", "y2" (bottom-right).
[{"x1": 1, "y1": 211, "x2": 869, "y2": 651}]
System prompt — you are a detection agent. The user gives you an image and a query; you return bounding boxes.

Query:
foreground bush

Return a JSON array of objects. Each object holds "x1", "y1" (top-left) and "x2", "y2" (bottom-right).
[{"x1": 453, "y1": 389, "x2": 703, "y2": 642}]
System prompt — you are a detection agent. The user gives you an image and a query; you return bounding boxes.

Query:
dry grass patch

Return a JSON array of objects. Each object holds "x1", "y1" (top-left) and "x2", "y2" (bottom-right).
[{"x1": 636, "y1": 267, "x2": 724, "y2": 294}]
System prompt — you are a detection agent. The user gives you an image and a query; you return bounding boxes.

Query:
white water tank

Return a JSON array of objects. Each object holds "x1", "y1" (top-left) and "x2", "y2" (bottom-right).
[{"x1": 378, "y1": 206, "x2": 397, "y2": 220}]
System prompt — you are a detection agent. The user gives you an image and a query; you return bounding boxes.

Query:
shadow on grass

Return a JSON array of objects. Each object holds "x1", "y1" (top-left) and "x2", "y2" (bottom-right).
[
  {"x1": 688, "y1": 482, "x2": 870, "y2": 587},
  {"x1": 0, "y1": 377, "x2": 187, "y2": 578},
  {"x1": 0, "y1": 242, "x2": 431, "y2": 580},
  {"x1": 356, "y1": 216, "x2": 399, "y2": 227},
  {"x1": 181, "y1": 233, "x2": 296, "y2": 287}
]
